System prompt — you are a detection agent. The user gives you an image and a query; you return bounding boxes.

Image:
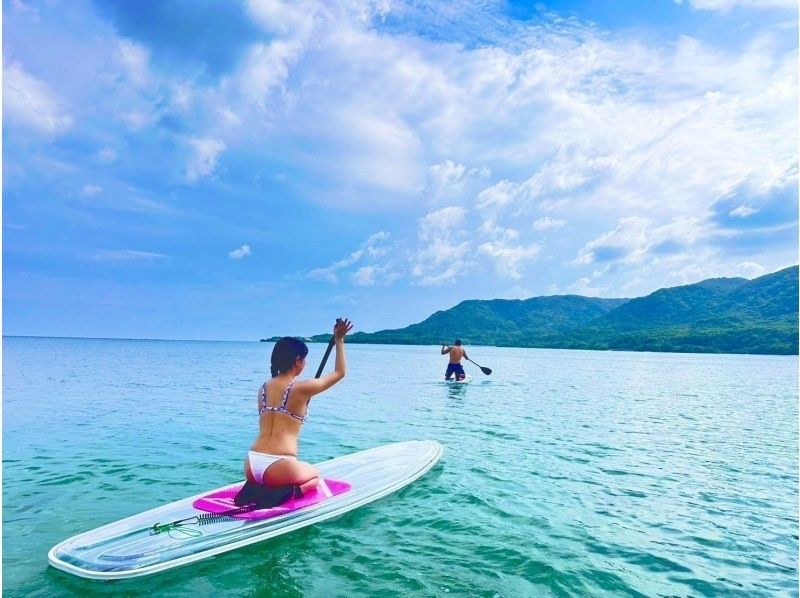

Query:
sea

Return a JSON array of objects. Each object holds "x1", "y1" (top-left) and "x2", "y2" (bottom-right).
[{"x1": 3, "y1": 336, "x2": 798, "y2": 596}]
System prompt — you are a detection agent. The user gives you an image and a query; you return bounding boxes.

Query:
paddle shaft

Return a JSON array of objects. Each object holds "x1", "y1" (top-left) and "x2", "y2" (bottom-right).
[{"x1": 314, "y1": 336, "x2": 336, "y2": 378}]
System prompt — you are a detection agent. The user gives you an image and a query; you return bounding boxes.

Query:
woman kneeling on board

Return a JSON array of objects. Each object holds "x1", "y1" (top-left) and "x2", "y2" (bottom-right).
[{"x1": 242, "y1": 318, "x2": 353, "y2": 500}]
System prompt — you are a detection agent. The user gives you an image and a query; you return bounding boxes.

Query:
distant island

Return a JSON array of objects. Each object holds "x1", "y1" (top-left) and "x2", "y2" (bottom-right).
[{"x1": 263, "y1": 266, "x2": 799, "y2": 355}]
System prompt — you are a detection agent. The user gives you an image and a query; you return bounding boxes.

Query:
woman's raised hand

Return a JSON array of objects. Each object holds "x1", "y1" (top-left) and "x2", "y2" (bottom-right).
[{"x1": 333, "y1": 317, "x2": 353, "y2": 341}]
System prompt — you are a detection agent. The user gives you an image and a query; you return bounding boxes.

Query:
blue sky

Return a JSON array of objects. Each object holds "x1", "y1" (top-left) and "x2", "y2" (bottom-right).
[{"x1": 4, "y1": 0, "x2": 797, "y2": 340}]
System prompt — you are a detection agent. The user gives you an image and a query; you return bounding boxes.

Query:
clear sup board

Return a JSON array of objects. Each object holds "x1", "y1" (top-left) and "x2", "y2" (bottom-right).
[
  {"x1": 48, "y1": 440, "x2": 443, "y2": 579},
  {"x1": 442, "y1": 375, "x2": 471, "y2": 384}
]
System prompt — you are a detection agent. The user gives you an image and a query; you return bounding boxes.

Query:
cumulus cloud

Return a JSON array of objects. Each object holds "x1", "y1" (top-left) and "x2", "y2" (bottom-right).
[
  {"x1": 478, "y1": 240, "x2": 542, "y2": 279},
  {"x1": 533, "y1": 217, "x2": 566, "y2": 231},
  {"x1": 3, "y1": 62, "x2": 72, "y2": 135},
  {"x1": 418, "y1": 206, "x2": 467, "y2": 238},
  {"x1": 566, "y1": 276, "x2": 609, "y2": 297},
  {"x1": 350, "y1": 264, "x2": 400, "y2": 286},
  {"x1": 429, "y1": 160, "x2": 466, "y2": 195},
  {"x1": 411, "y1": 206, "x2": 473, "y2": 285},
  {"x1": 185, "y1": 137, "x2": 226, "y2": 182},
  {"x1": 476, "y1": 180, "x2": 518, "y2": 210},
  {"x1": 229, "y1": 244, "x2": 252, "y2": 259},
  {"x1": 664, "y1": 256, "x2": 771, "y2": 286},
  {"x1": 307, "y1": 231, "x2": 392, "y2": 283},
  {"x1": 479, "y1": 219, "x2": 519, "y2": 241},
  {"x1": 729, "y1": 204, "x2": 759, "y2": 217},
  {"x1": 428, "y1": 160, "x2": 489, "y2": 198}
]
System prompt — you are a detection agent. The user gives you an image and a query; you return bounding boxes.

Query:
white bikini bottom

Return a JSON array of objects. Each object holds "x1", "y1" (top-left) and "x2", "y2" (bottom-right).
[{"x1": 247, "y1": 450, "x2": 296, "y2": 485}]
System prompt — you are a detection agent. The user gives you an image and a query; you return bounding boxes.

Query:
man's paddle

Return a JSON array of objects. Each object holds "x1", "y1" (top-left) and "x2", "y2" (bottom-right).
[{"x1": 466, "y1": 357, "x2": 492, "y2": 376}]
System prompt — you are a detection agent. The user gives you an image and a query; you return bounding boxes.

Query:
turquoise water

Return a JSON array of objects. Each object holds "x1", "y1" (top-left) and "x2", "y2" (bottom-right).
[{"x1": 3, "y1": 337, "x2": 798, "y2": 596}]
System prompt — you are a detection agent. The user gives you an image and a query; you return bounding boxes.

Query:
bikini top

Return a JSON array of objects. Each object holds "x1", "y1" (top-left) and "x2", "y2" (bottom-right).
[{"x1": 258, "y1": 380, "x2": 308, "y2": 424}]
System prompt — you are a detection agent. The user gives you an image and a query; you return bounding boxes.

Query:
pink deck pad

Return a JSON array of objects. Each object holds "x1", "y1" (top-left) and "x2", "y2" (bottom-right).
[{"x1": 192, "y1": 479, "x2": 352, "y2": 520}]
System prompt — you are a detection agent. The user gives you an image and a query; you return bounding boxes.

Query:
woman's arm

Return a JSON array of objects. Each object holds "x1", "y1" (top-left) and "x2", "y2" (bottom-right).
[{"x1": 298, "y1": 318, "x2": 353, "y2": 398}]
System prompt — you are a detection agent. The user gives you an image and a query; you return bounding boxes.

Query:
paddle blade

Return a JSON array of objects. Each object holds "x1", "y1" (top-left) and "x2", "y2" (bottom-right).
[{"x1": 480, "y1": 366, "x2": 492, "y2": 375}]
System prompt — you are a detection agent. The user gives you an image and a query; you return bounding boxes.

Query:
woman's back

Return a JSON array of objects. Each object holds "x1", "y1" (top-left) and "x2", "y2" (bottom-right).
[{"x1": 252, "y1": 377, "x2": 309, "y2": 455}]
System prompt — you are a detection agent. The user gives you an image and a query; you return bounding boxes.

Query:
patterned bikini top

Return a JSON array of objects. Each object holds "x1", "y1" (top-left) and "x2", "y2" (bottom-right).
[{"x1": 258, "y1": 380, "x2": 308, "y2": 424}]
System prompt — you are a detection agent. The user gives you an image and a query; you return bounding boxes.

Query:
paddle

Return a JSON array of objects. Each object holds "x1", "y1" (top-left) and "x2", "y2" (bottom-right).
[
  {"x1": 314, "y1": 318, "x2": 340, "y2": 378},
  {"x1": 466, "y1": 357, "x2": 492, "y2": 376}
]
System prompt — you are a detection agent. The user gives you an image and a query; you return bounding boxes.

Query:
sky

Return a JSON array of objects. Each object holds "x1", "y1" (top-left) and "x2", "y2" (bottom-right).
[{"x1": 3, "y1": 0, "x2": 798, "y2": 341}]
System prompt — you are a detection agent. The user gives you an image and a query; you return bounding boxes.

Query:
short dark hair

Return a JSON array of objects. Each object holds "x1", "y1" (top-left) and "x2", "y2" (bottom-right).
[{"x1": 454, "y1": 339, "x2": 462, "y2": 346}]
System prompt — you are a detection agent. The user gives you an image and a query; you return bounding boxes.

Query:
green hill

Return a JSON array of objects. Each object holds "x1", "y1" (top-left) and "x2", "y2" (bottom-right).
[{"x1": 297, "y1": 265, "x2": 798, "y2": 355}]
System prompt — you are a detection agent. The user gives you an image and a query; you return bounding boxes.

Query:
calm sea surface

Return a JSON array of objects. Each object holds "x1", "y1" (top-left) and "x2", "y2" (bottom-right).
[{"x1": 3, "y1": 337, "x2": 798, "y2": 596}]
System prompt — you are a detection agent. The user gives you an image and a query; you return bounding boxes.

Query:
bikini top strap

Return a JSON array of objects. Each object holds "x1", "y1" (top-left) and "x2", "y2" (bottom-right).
[
  {"x1": 281, "y1": 380, "x2": 296, "y2": 409},
  {"x1": 259, "y1": 382, "x2": 268, "y2": 413}
]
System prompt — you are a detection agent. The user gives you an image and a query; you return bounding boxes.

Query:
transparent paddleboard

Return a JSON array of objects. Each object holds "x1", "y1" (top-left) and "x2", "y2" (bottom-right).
[{"x1": 48, "y1": 440, "x2": 443, "y2": 579}]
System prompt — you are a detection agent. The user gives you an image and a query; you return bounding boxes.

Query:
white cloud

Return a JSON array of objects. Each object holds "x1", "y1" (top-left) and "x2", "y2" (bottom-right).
[
  {"x1": 307, "y1": 231, "x2": 391, "y2": 283},
  {"x1": 330, "y1": 108, "x2": 425, "y2": 195},
  {"x1": 476, "y1": 180, "x2": 518, "y2": 210},
  {"x1": 81, "y1": 184, "x2": 103, "y2": 197},
  {"x1": 680, "y1": 0, "x2": 797, "y2": 12},
  {"x1": 11, "y1": 0, "x2": 39, "y2": 18},
  {"x1": 246, "y1": 0, "x2": 318, "y2": 38},
  {"x1": 229, "y1": 245, "x2": 252, "y2": 259},
  {"x1": 119, "y1": 110, "x2": 154, "y2": 131},
  {"x1": 216, "y1": 106, "x2": 243, "y2": 126},
  {"x1": 236, "y1": 40, "x2": 299, "y2": 108},
  {"x1": 419, "y1": 206, "x2": 467, "y2": 238},
  {"x1": 351, "y1": 266, "x2": 377, "y2": 286},
  {"x1": 577, "y1": 217, "x2": 653, "y2": 265},
  {"x1": 3, "y1": 62, "x2": 72, "y2": 135},
  {"x1": 479, "y1": 218, "x2": 519, "y2": 241},
  {"x1": 429, "y1": 160, "x2": 466, "y2": 196},
  {"x1": 478, "y1": 240, "x2": 542, "y2": 279},
  {"x1": 576, "y1": 216, "x2": 709, "y2": 266},
  {"x1": 414, "y1": 256, "x2": 471, "y2": 286},
  {"x1": 96, "y1": 147, "x2": 118, "y2": 163},
  {"x1": 664, "y1": 256, "x2": 770, "y2": 285},
  {"x1": 533, "y1": 217, "x2": 566, "y2": 231},
  {"x1": 729, "y1": 204, "x2": 759, "y2": 217},
  {"x1": 428, "y1": 160, "x2": 490, "y2": 198},
  {"x1": 91, "y1": 250, "x2": 166, "y2": 261},
  {"x1": 185, "y1": 137, "x2": 226, "y2": 183},
  {"x1": 170, "y1": 83, "x2": 193, "y2": 111},
  {"x1": 351, "y1": 264, "x2": 401, "y2": 286},
  {"x1": 411, "y1": 207, "x2": 472, "y2": 284},
  {"x1": 566, "y1": 276, "x2": 608, "y2": 297},
  {"x1": 117, "y1": 40, "x2": 150, "y2": 87},
  {"x1": 735, "y1": 261, "x2": 767, "y2": 277}
]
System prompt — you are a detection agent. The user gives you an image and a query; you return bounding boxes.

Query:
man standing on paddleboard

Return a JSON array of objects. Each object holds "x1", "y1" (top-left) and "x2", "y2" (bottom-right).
[{"x1": 441, "y1": 339, "x2": 468, "y2": 381}]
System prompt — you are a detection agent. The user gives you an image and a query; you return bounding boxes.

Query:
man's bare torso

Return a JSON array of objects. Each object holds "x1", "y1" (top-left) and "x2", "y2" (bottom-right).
[{"x1": 448, "y1": 346, "x2": 465, "y2": 364}]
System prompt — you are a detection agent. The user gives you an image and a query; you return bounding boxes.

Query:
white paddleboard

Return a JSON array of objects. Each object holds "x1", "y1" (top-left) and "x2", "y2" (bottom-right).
[
  {"x1": 48, "y1": 440, "x2": 443, "y2": 579},
  {"x1": 441, "y1": 375, "x2": 471, "y2": 384}
]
